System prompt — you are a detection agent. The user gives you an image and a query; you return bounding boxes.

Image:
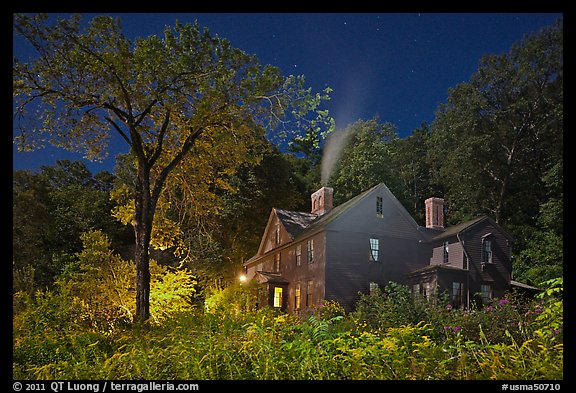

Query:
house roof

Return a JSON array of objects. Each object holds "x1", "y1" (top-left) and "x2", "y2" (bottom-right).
[
  {"x1": 428, "y1": 215, "x2": 514, "y2": 243},
  {"x1": 274, "y1": 208, "x2": 317, "y2": 239},
  {"x1": 255, "y1": 271, "x2": 289, "y2": 285},
  {"x1": 428, "y1": 216, "x2": 487, "y2": 241},
  {"x1": 510, "y1": 280, "x2": 541, "y2": 291},
  {"x1": 406, "y1": 263, "x2": 468, "y2": 276},
  {"x1": 294, "y1": 182, "x2": 425, "y2": 241}
]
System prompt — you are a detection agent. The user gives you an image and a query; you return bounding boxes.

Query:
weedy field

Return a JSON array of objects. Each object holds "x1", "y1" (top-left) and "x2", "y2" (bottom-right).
[{"x1": 13, "y1": 268, "x2": 563, "y2": 380}]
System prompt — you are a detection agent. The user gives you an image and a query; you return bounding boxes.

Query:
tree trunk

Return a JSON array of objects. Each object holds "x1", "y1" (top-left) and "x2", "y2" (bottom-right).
[{"x1": 134, "y1": 162, "x2": 153, "y2": 322}]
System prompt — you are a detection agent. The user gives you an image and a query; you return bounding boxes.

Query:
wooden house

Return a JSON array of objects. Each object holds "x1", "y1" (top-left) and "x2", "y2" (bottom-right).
[{"x1": 243, "y1": 183, "x2": 516, "y2": 313}]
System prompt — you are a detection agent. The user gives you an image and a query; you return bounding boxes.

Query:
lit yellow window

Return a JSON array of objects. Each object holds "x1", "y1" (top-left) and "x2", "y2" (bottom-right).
[{"x1": 274, "y1": 287, "x2": 283, "y2": 308}]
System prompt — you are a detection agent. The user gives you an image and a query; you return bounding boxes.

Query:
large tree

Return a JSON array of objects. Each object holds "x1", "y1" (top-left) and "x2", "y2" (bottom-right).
[
  {"x1": 428, "y1": 19, "x2": 562, "y2": 226},
  {"x1": 13, "y1": 14, "x2": 332, "y2": 321}
]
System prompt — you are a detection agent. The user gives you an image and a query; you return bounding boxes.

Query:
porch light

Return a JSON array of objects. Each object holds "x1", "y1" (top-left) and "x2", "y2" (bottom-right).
[{"x1": 239, "y1": 274, "x2": 247, "y2": 283}]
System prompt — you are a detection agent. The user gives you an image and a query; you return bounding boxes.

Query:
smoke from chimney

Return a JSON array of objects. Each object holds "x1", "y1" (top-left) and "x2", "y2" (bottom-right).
[{"x1": 320, "y1": 126, "x2": 355, "y2": 186}]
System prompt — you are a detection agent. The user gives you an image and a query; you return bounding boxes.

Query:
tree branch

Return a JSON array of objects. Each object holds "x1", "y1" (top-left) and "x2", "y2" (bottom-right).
[
  {"x1": 149, "y1": 109, "x2": 171, "y2": 167},
  {"x1": 104, "y1": 116, "x2": 131, "y2": 146}
]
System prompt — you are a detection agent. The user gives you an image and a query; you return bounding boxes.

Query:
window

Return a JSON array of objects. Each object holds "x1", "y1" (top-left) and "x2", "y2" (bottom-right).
[
  {"x1": 369, "y1": 238, "x2": 379, "y2": 262},
  {"x1": 295, "y1": 284, "x2": 301, "y2": 310},
  {"x1": 274, "y1": 253, "x2": 281, "y2": 272},
  {"x1": 443, "y1": 241, "x2": 449, "y2": 264},
  {"x1": 480, "y1": 284, "x2": 492, "y2": 305},
  {"x1": 274, "y1": 224, "x2": 281, "y2": 245},
  {"x1": 306, "y1": 280, "x2": 313, "y2": 307},
  {"x1": 452, "y1": 281, "x2": 464, "y2": 307},
  {"x1": 296, "y1": 245, "x2": 302, "y2": 266},
  {"x1": 412, "y1": 283, "x2": 420, "y2": 296},
  {"x1": 369, "y1": 282, "x2": 379, "y2": 296},
  {"x1": 307, "y1": 239, "x2": 314, "y2": 263},
  {"x1": 482, "y1": 238, "x2": 493, "y2": 264},
  {"x1": 376, "y1": 196, "x2": 383, "y2": 218},
  {"x1": 273, "y1": 287, "x2": 283, "y2": 308},
  {"x1": 422, "y1": 282, "x2": 431, "y2": 300}
]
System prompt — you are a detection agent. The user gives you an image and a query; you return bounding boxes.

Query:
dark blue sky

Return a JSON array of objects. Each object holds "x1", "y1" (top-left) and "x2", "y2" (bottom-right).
[{"x1": 13, "y1": 12, "x2": 562, "y2": 174}]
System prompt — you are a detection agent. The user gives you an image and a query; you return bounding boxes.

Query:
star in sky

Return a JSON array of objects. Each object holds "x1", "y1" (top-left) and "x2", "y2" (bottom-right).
[{"x1": 12, "y1": 12, "x2": 562, "y2": 174}]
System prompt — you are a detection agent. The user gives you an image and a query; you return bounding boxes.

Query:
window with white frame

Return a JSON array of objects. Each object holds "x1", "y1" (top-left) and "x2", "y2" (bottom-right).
[
  {"x1": 369, "y1": 238, "x2": 379, "y2": 262},
  {"x1": 307, "y1": 239, "x2": 314, "y2": 263},
  {"x1": 443, "y1": 241, "x2": 449, "y2": 264}
]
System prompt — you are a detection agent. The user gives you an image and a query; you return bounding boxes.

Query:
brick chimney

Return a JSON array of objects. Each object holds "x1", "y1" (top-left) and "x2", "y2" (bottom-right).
[
  {"x1": 425, "y1": 197, "x2": 444, "y2": 229},
  {"x1": 311, "y1": 187, "x2": 333, "y2": 216}
]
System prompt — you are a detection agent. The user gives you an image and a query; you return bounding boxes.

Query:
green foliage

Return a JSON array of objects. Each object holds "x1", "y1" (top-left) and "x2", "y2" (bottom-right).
[
  {"x1": 15, "y1": 277, "x2": 562, "y2": 380},
  {"x1": 327, "y1": 118, "x2": 401, "y2": 206},
  {"x1": 204, "y1": 282, "x2": 256, "y2": 314},
  {"x1": 351, "y1": 282, "x2": 433, "y2": 330},
  {"x1": 13, "y1": 161, "x2": 131, "y2": 290}
]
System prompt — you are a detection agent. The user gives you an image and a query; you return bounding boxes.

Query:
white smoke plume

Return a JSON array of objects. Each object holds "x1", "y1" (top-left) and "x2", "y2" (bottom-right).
[{"x1": 320, "y1": 125, "x2": 356, "y2": 186}]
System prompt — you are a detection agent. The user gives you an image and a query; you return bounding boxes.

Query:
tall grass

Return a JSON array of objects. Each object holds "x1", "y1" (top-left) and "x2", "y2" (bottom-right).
[{"x1": 13, "y1": 279, "x2": 563, "y2": 380}]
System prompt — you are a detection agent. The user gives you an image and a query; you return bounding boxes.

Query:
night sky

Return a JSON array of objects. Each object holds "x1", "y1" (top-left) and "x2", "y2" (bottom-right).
[{"x1": 12, "y1": 12, "x2": 562, "y2": 174}]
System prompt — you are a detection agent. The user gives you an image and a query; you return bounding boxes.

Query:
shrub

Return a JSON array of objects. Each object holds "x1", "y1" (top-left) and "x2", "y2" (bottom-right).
[{"x1": 351, "y1": 281, "x2": 433, "y2": 330}]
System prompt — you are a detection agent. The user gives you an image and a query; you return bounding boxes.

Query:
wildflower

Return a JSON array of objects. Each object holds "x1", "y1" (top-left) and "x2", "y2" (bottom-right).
[{"x1": 499, "y1": 299, "x2": 509, "y2": 306}]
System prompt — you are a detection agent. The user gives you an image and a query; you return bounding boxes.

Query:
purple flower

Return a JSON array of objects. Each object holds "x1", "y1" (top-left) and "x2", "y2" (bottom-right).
[{"x1": 499, "y1": 299, "x2": 509, "y2": 306}]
